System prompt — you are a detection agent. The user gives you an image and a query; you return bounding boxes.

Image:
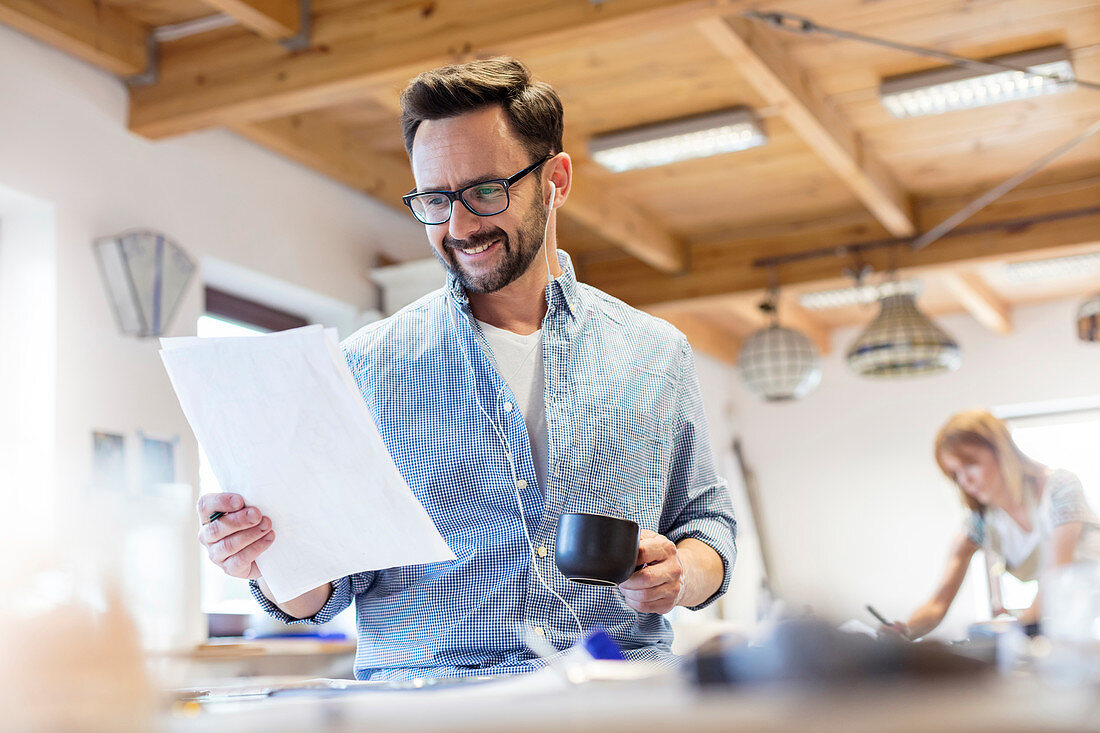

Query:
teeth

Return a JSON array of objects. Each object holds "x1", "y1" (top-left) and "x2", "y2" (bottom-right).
[{"x1": 460, "y1": 242, "x2": 491, "y2": 255}]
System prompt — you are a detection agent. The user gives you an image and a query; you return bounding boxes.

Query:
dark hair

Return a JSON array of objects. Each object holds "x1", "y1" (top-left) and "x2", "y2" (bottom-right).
[{"x1": 400, "y1": 57, "x2": 563, "y2": 161}]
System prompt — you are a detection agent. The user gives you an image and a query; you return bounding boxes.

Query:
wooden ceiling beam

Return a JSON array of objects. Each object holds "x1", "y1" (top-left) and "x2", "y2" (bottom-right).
[
  {"x1": 128, "y1": 0, "x2": 729, "y2": 139},
  {"x1": 232, "y1": 114, "x2": 413, "y2": 203},
  {"x1": 584, "y1": 180, "x2": 1100, "y2": 307},
  {"x1": 940, "y1": 270, "x2": 1013, "y2": 335},
  {"x1": 566, "y1": 173, "x2": 686, "y2": 273},
  {"x1": 237, "y1": 113, "x2": 686, "y2": 273},
  {"x1": 199, "y1": 0, "x2": 300, "y2": 42},
  {"x1": 695, "y1": 15, "x2": 915, "y2": 237},
  {"x1": 0, "y1": 0, "x2": 149, "y2": 76},
  {"x1": 680, "y1": 294, "x2": 832, "y2": 354}
]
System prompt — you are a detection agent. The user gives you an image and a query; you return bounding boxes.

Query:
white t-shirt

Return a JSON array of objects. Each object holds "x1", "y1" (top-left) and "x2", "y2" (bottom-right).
[{"x1": 474, "y1": 319, "x2": 548, "y2": 493}]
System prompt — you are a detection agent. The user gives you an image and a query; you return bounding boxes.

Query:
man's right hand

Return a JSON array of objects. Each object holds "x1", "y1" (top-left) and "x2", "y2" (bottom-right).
[{"x1": 197, "y1": 493, "x2": 275, "y2": 580}]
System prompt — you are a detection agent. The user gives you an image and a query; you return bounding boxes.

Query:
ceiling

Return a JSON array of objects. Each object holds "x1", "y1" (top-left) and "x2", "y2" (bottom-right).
[{"x1": 3, "y1": 0, "x2": 1099, "y2": 364}]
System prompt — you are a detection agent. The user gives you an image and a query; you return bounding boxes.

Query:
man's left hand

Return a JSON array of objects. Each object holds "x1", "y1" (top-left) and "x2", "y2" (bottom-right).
[{"x1": 618, "y1": 530, "x2": 684, "y2": 614}]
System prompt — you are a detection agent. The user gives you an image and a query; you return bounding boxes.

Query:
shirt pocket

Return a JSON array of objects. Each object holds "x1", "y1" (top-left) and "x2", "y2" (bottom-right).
[{"x1": 566, "y1": 399, "x2": 670, "y2": 534}]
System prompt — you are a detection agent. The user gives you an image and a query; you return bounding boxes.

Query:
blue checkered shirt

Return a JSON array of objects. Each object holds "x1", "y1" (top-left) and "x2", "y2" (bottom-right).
[{"x1": 251, "y1": 250, "x2": 736, "y2": 680}]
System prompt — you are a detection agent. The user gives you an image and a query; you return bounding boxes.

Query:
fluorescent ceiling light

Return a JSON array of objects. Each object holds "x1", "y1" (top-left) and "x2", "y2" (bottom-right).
[
  {"x1": 589, "y1": 107, "x2": 766, "y2": 172},
  {"x1": 1001, "y1": 252, "x2": 1100, "y2": 284},
  {"x1": 880, "y1": 46, "x2": 1076, "y2": 119},
  {"x1": 799, "y1": 279, "x2": 920, "y2": 311},
  {"x1": 153, "y1": 14, "x2": 237, "y2": 42}
]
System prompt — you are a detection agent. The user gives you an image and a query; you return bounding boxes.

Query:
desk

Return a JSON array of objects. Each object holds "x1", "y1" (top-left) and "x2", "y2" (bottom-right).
[
  {"x1": 166, "y1": 670, "x2": 1100, "y2": 733},
  {"x1": 155, "y1": 638, "x2": 357, "y2": 682}
]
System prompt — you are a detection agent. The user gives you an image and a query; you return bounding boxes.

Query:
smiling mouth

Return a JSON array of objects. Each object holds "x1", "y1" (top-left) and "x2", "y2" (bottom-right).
[{"x1": 454, "y1": 239, "x2": 500, "y2": 257}]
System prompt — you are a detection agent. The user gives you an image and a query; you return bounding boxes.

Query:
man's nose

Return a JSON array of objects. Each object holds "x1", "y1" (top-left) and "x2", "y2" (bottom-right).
[{"x1": 448, "y1": 200, "x2": 484, "y2": 241}]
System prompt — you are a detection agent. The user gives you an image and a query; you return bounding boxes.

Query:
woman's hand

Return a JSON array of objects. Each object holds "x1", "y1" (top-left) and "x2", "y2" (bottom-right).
[{"x1": 880, "y1": 621, "x2": 912, "y2": 639}]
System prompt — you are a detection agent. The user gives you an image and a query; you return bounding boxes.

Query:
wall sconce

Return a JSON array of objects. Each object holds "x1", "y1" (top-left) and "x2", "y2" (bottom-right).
[{"x1": 93, "y1": 229, "x2": 195, "y2": 338}]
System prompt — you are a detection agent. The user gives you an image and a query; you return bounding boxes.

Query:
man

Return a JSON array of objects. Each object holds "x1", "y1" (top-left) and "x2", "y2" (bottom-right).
[{"x1": 197, "y1": 57, "x2": 736, "y2": 681}]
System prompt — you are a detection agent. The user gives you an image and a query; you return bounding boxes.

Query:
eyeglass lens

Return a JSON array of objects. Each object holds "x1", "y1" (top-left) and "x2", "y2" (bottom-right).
[{"x1": 409, "y1": 182, "x2": 509, "y2": 224}]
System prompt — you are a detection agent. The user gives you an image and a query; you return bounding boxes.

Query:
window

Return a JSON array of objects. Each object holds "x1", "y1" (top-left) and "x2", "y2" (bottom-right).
[
  {"x1": 994, "y1": 402, "x2": 1100, "y2": 612},
  {"x1": 197, "y1": 313, "x2": 266, "y2": 616}
]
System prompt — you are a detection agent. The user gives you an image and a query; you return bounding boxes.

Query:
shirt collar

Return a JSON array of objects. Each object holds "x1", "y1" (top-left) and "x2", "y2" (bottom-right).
[{"x1": 446, "y1": 249, "x2": 580, "y2": 320}]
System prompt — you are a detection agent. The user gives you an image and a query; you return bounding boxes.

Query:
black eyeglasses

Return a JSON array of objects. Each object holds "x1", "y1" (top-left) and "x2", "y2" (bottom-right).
[{"x1": 402, "y1": 156, "x2": 551, "y2": 225}]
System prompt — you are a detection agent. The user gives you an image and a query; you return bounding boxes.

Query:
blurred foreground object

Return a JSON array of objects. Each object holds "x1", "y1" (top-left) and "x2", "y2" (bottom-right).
[
  {"x1": 0, "y1": 571, "x2": 155, "y2": 731},
  {"x1": 686, "y1": 618, "x2": 990, "y2": 687},
  {"x1": 1040, "y1": 560, "x2": 1100, "y2": 686}
]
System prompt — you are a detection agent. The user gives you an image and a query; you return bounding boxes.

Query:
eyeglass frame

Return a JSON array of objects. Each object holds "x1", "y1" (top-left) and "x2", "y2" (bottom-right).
[{"x1": 401, "y1": 155, "x2": 552, "y2": 225}]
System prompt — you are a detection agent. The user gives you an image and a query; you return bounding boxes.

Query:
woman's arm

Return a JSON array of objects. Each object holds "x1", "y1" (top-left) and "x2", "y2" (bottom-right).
[{"x1": 895, "y1": 532, "x2": 979, "y2": 639}]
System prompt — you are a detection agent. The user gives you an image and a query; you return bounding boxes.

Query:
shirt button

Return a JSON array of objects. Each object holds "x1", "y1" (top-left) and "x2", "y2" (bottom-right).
[
  {"x1": 515, "y1": 479, "x2": 527, "y2": 490},
  {"x1": 503, "y1": 402, "x2": 513, "y2": 413},
  {"x1": 534, "y1": 626, "x2": 545, "y2": 636},
  {"x1": 537, "y1": 546, "x2": 547, "y2": 558}
]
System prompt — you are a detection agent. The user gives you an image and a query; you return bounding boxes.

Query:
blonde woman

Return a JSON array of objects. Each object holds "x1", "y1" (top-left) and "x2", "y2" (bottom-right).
[{"x1": 887, "y1": 409, "x2": 1100, "y2": 639}]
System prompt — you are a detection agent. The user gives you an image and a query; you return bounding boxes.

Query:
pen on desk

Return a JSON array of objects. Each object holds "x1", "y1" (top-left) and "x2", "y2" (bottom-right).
[{"x1": 866, "y1": 604, "x2": 894, "y2": 627}]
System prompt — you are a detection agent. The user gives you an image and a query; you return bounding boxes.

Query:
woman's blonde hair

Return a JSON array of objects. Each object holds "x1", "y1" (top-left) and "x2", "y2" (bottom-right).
[{"x1": 934, "y1": 409, "x2": 1043, "y2": 511}]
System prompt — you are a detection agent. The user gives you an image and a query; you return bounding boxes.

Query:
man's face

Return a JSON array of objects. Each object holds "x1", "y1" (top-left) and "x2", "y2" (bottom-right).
[{"x1": 410, "y1": 106, "x2": 548, "y2": 294}]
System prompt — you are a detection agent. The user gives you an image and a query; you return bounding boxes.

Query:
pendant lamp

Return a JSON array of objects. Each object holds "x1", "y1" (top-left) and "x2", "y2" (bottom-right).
[
  {"x1": 1079, "y1": 292, "x2": 1100, "y2": 342},
  {"x1": 738, "y1": 298, "x2": 822, "y2": 401},
  {"x1": 846, "y1": 293, "x2": 961, "y2": 377}
]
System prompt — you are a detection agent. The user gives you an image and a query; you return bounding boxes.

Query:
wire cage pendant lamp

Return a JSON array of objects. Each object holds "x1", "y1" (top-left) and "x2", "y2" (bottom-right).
[
  {"x1": 846, "y1": 292, "x2": 961, "y2": 377},
  {"x1": 738, "y1": 289, "x2": 823, "y2": 401}
]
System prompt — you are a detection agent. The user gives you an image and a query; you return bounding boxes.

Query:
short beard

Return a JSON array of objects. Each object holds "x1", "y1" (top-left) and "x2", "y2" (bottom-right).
[{"x1": 437, "y1": 196, "x2": 548, "y2": 294}]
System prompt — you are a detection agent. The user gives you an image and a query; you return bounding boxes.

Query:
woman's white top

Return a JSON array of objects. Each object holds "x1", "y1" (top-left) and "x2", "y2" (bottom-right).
[{"x1": 965, "y1": 469, "x2": 1100, "y2": 581}]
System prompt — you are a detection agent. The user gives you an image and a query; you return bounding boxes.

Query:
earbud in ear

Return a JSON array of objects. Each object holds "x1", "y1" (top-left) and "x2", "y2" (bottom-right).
[{"x1": 548, "y1": 182, "x2": 558, "y2": 210}]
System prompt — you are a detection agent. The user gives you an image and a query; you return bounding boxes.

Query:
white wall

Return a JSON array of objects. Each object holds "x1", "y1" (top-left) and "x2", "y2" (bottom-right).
[
  {"x1": 699, "y1": 297, "x2": 1100, "y2": 637},
  {"x1": 0, "y1": 25, "x2": 423, "y2": 646},
  {"x1": 0, "y1": 186, "x2": 57, "y2": 546},
  {"x1": 0, "y1": 23, "x2": 422, "y2": 501}
]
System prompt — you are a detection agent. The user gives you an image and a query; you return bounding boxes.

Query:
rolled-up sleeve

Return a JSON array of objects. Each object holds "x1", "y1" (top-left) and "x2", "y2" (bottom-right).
[
  {"x1": 248, "y1": 572, "x2": 376, "y2": 625},
  {"x1": 660, "y1": 339, "x2": 737, "y2": 611}
]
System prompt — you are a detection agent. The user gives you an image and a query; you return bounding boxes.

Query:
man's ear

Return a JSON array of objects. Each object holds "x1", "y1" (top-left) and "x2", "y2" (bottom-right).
[{"x1": 547, "y1": 152, "x2": 573, "y2": 209}]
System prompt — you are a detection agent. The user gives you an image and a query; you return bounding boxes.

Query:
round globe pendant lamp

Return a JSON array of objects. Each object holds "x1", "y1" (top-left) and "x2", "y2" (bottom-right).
[
  {"x1": 738, "y1": 297, "x2": 822, "y2": 401},
  {"x1": 846, "y1": 292, "x2": 961, "y2": 377}
]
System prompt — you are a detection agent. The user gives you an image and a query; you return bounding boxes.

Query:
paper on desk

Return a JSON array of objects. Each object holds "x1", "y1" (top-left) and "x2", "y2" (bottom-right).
[{"x1": 160, "y1": 324, "x2": 455, "y2": 602}]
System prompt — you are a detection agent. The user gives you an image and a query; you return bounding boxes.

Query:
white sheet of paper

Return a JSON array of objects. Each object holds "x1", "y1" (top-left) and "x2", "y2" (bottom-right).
[{"x1": 160, "y1": 324, "x2": 455, "y2": 602}]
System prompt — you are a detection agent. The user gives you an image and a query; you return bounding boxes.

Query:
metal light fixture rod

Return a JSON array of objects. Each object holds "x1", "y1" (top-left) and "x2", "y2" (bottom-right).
[
  {"x1": 752, "y1": 206, "x2": 1100, "y2": 270},
  {"x1": 911, "y1": 119, "x2": 1100, "y2": 251},
  {"x1": 742, "y1": 10, "x2": 1100, "y2": 93}
]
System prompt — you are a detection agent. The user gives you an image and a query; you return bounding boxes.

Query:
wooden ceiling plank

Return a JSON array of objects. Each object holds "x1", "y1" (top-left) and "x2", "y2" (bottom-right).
[
  {"x1": 199, "y1": 0, "x2": 300, "y2": 41},
  {"x1": 128, "y1": 0, "x2": 728, "y2": 139},
  {"x1": 566, "y1": 174, "x2": 686, "y2": 274},
  {"x1": 584, "y1": 180, "x2": 1100, "y2": 306},
  {"x1": 695, "y1": 14, "x2": 916, "y2": 237},
  {"x1": 940, "y1": 270, "x2": 1013, "y2": 335},
  {"x1": 235, "y1": 113, "x2": 685, "y2": 273},
  {"x1": 0, "y1": 0, "x2": 149, "y2": 76},
  {"x1": 232, "y1": 113, "x2": 413, "y2": 202}
]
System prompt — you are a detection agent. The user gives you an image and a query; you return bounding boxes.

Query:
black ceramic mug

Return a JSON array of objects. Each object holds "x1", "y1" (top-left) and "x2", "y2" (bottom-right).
[{"x1": 555, "y1": 512, "x2": 641, "y2": 586}]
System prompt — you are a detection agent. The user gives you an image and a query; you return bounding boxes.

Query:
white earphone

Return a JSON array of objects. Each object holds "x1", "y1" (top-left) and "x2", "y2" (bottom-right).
[{"x1": 447, "y1": 174, "x2": 585, "y2": 640}]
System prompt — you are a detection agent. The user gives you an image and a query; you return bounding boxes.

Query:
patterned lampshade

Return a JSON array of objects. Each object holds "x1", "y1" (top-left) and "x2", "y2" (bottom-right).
[
  {"x1": 93, "y1": 230, "x2": 195, "y2": 338},
  {"x1": 846, "y1": 293, "x2": 961, "y2": 377},
  {"x1": 1079, "y1": 292, "x2": 1100, "y2": 342},
  {"x1": 738, "y1": 325, "x2": 822, "y2": 401}
]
